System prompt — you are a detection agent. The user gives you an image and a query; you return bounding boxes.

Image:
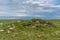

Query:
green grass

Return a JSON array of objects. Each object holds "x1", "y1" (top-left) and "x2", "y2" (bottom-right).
[{"x1": 0, "y1": 20, "x2": 60, "y2": 40}]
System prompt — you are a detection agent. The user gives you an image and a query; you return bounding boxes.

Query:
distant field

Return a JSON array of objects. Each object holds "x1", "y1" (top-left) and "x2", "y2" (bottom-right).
[{"x1": 0, "y1": 19, "x2": 60, "y2": 40}]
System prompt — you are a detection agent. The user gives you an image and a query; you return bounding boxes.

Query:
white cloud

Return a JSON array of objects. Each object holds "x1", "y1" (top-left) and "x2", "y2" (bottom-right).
[
  {"x1": 23, "y1": 0, "x2": 60, "y2": 14},
  {"x1": 25, "y1": 0, "x2": 60, "y2": 8},
  {"x1": 15, "y1": 13, "x2": 29, "y2": 16},
  {"x1": 25, "y1": 0, "x2": 53, "y2": 6}
]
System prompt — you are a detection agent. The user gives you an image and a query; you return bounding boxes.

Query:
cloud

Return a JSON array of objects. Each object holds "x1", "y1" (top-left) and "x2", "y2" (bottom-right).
[
  {"x1": 0, "y1": 0, "x2": 60, "y2": 19},
  {"x1": 14, "y1": 13, "x2": 29, "y2": 16}
]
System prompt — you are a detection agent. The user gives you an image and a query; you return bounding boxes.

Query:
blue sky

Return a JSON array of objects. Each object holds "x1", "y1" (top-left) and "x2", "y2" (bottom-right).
[{"x1": 0, "y1": 0, "x2": 60, "y2": 19}]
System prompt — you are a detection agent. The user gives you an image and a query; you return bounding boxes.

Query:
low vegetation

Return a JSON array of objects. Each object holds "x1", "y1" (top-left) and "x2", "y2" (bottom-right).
[{"x1": 0, "y1": 19, "x2": 60, "y2": 40}]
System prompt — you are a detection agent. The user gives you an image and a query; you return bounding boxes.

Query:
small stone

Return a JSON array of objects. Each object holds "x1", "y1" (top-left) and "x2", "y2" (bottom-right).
[
  {"x1": 9, "y1": 27, "x2": 14, "y2": 30},
  {"x1": 32, "y1": 26, "x2": 36, "y2": 28},
  {"x1": 7, "y1": 30, "x2": 11, "y2": 33},
  {"x1": 0, "y1": 29, "x2": 4, "y2": 32}
]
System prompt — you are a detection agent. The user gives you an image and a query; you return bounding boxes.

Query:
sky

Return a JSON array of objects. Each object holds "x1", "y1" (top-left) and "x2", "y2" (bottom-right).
[{"x1": 0, "y1": 0, "x2": 60, "y2": 19}]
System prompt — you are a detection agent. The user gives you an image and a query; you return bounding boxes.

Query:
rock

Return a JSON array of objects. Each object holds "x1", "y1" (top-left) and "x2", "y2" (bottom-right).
[
  {"x1": 31, "y1": 26, "x2": 36, "y2": 28},
  {"x1": 0, "y1": 29, "x2": 4, "y2": 32},
  {"x1": 7, "y1": 30, "x2": 11, "y2": 33},
  {"x1": 9, "y1": 27, "x2": 14, "y2": 30}
]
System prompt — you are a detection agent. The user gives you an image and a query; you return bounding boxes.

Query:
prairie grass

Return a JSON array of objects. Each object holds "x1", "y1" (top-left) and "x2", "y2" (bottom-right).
[{"x1": 0, "y1": 19, "x2": 60, "y2": 40}]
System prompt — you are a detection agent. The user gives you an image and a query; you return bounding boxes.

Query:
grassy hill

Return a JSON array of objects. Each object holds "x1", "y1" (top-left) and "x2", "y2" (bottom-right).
[{"x1": 0, "y1": 19, "x2": 60, "y2": 40}]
